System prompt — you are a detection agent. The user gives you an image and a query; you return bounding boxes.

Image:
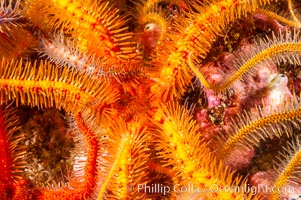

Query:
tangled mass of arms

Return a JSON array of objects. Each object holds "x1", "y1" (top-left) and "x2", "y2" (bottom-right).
[{"x1": 2, "y1": 0, "x2": 301, "y2": 199}]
